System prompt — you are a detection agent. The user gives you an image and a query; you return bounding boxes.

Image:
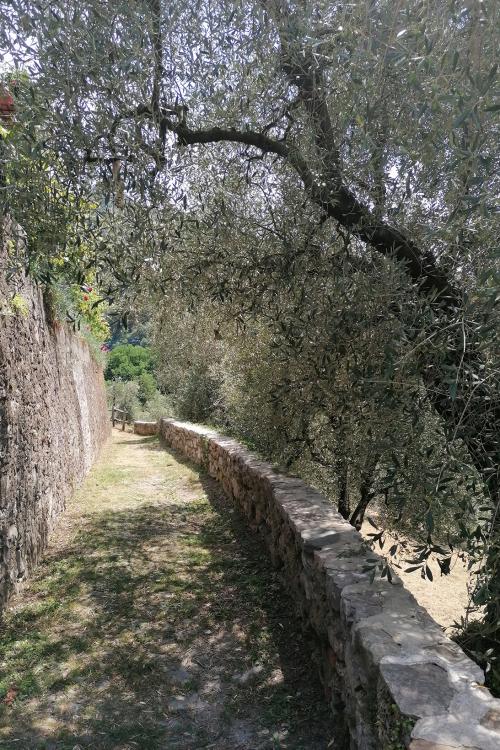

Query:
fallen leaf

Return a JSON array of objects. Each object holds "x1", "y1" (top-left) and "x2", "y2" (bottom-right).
[{"x1": 4, "y1": 686, "x2": 18, "y2": 706}]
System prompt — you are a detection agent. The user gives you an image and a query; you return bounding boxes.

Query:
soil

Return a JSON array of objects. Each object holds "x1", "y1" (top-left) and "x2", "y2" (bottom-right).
[{"x1": 360, "y1": 517, "x2": 474, "y2": 631}]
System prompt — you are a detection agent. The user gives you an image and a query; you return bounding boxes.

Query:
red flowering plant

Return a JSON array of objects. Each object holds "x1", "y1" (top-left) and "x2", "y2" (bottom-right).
[
  {"x1": 43, "y1": 278, "x2": 110, "y2": 348},
  {"x1": 74, "y1": 281, "x2": 110, "y2": 343},
  {"x1": 0, "y1": 84, "x2": 15, "y2": 125}
]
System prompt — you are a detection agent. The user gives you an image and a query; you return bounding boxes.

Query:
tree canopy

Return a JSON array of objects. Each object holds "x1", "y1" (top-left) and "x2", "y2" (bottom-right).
[{"x1": 105, "y1": 344, "x2": 154, "y2": 382}]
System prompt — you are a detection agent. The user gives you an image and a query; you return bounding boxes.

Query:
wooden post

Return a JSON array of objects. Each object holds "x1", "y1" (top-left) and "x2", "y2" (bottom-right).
[
  {"x1": 111, "y1": 404, "x2": 115, "y2": 427},
  {"x1": 122, "y1": 411, "x2": 126, "y2": 431}
]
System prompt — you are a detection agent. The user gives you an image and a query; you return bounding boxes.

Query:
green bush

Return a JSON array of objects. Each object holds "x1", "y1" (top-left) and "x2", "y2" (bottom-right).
[
  {"x1": 139, "y1": 391, "x2": 173, "y2": 422},
  {"x1": 138, "y1": 371, "x2": 157, "y2": 404},
  {"x1": 105, "y1": 344, "x2": 154, "y2": 382},
  {"x1": 174, "y1": 366, "x2": 221, "y2": 424}
]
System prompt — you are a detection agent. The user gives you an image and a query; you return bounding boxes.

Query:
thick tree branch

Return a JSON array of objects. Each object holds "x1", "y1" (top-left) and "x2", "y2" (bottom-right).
[
  {"x1": 99, "y1": 100, "x2": 460, "y2": 306},
  {"x1": 169, "y1": 118, "x2": 459, "y2": 305}
]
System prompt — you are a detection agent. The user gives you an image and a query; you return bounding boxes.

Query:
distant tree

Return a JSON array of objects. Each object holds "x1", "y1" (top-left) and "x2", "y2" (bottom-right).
[
  {"x1": 138, "y1": 371, "x2": 157, "y2": 404},
  {"x1": 105, "y1": 344, "x2": 154, "y2": 382},
  {"x1": 107, "y1": 380, "x2": 141, "y2": 422}
]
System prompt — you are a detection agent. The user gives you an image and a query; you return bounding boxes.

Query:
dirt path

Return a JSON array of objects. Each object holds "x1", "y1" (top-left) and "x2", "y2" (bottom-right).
[{"x1": 0, "y1": 431, "x2": 333, "y2": 750}]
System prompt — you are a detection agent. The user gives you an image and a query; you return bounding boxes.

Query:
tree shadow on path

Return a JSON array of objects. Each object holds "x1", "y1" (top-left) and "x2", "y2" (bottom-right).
[{"x1": 0, "y1": 440, "x2": 333, "y2": 750}]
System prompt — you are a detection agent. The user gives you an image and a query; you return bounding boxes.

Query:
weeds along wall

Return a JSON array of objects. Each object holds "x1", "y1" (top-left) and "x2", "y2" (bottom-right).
[
  {"x1": 160, "y1": 418, "x2": 500, "y2": 750},
  {"x1": 0, "y1": 238, "x2": 110, "y2": 613}
]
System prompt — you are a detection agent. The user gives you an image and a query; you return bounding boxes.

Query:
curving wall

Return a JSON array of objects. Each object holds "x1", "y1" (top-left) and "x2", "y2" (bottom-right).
[
  {"x1": 0, "y1": 239, "x2": 110, "y2": 612},
  {"x1": 160, "y1": 417, "x2": 500, "y2": 750}
]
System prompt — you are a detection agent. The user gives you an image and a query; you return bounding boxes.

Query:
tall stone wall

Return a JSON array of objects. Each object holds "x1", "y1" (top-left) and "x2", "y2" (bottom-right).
[
  {"x1": 0, "y1": 243, "x2": 110, "y2": 612},
  {"x1": 160, "y1": 418, "x2": 500, "y2": 750}
]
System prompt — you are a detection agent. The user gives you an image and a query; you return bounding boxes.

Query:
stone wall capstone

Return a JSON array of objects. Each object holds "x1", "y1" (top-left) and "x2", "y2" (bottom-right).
[
  {"x1": 133, "y1": 420, "x2": 158, "y2": 436},
  {"x1": 159, "y1": 417, "x2": 500, "y2": 750},
  {"x1": 0, "y1": 235, "x2": 110, "y2": 613}
]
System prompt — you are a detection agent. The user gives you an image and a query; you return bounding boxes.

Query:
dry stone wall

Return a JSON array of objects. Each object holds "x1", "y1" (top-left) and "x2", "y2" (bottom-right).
[
  {"x1": 160, "y1": 418, "x2": 500, "y2": 750},
  {"x1": 0, "y1": 240, "x2": 110, "y2": 612},
  {"x1": 133, "y1": 420, "x2": 158, "y2": 436}
]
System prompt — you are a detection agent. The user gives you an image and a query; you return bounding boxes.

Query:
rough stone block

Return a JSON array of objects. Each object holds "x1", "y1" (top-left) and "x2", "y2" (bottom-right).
[{"x1": 133, "y1": 420, "x2": 158, "y2": 436}]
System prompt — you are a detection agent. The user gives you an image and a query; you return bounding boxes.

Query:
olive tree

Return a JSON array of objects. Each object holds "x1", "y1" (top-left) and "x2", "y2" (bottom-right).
[{"x1": 1, "y1": 0, "x2": 499, "y2": 686}]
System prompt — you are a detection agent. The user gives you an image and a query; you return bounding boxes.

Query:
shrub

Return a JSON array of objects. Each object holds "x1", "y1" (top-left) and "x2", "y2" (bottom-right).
[
  {"x1": 107, "y1": 380, "x2": 141, "y2": 422},
  {"x1": 105, "y1": 344, "x2": 153, "y2": 381}
]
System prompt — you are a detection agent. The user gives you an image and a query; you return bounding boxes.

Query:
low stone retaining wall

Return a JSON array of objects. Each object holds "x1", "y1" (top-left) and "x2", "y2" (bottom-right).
[
  {"x1": 159, "y1": 418, "x2": 500, "y2": 750},
  {"x1": 133, "y1": 420, "x2": 158, "y2": 436}
]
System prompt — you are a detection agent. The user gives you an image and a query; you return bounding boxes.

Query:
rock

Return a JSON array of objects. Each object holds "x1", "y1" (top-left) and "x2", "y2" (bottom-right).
[
  {"x1": 133, "y1": 421, "x2": 158, "y2": 436},
  {"x1": 380, "y1": 661, "x2": 454, "y2": 718}
]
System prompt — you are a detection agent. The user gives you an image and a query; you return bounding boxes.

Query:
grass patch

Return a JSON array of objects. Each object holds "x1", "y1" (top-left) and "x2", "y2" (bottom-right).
[{"x1": 0, "y1": 431, "x2": 332, "y2": 749}]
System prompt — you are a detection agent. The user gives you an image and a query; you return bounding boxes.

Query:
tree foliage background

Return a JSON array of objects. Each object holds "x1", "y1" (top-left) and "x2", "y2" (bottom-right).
[{"x1": 1, "y1": 0, "x2": 499, "y2": 690}]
